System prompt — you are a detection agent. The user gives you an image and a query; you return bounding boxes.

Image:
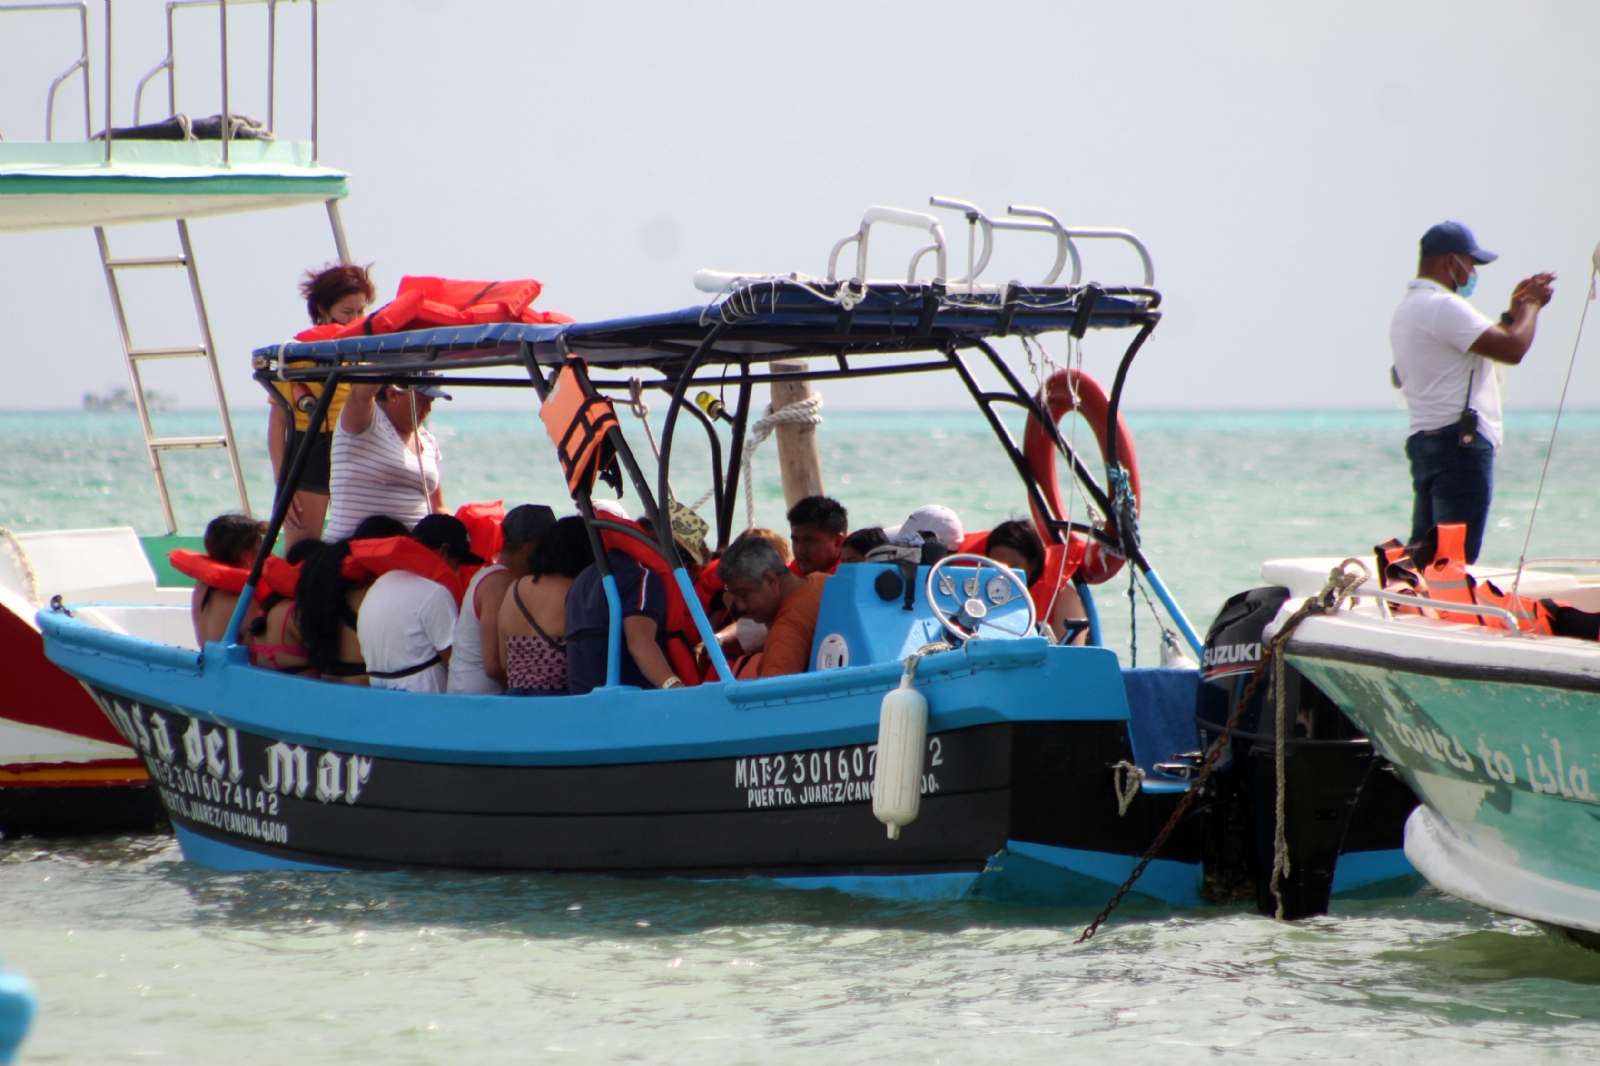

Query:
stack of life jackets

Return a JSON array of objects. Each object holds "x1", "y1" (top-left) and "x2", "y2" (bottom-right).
[{"x1": 1375, "y1": 523, "x2": 1558, "y2": 634}]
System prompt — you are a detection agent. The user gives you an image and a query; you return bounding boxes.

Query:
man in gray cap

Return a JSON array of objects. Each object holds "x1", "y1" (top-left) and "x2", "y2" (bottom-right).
[{"x1": 1390, "y1": 221, "x2": 1555, "y2": 562}]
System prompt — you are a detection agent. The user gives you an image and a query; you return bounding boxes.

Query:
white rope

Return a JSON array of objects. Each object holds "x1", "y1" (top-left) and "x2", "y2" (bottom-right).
[
  {"x1": 626, "y1": 378, "x2": 663, "y2": 462},
  {"x1": 741, "y1": 394, "x2": 823, "y2": 529},
  {"x1": 1510, "y1": 264, "x2": 1598, "y2": 607},
  {"x1": 0, "y1": 527, "x2": 40, "y2": 608},
  {"x1": 1112, "y1": 760, "x2": 1145, "y2": 816}
]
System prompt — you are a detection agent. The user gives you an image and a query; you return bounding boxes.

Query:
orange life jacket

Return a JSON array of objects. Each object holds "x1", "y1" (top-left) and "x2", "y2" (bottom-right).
[
  {"x1": 170, "y1": 550, "x2": 302, "y2": 605},
  {"x1": 1376, "y1": 525, "x2": 1556, "y2": 634},
  {"x1": 1407, "y1": 524, "x2": 1487, "y2": 625},
  {"x1": 598, "y1": 520, "x2": 703, "y2": 687},
  {"x1": 540, "y1": 359, "x2": 622, "y2": 496},
  {"x1": 292, "y1": 275, "x2": 573, "y2": 342},
  {"x1": 169, "y1": 550, "x2": 249, "y2": 594},
  {"x1": 340, "y1": 536, "x2": 466, "y2": 607},
  {"x1": 453, "y1": 500, "x2": 505, "y2": 587}
]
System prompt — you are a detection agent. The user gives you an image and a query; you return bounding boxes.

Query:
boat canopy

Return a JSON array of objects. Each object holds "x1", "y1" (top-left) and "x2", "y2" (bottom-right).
[
  {"x1": 253, "y1": 279, "x2": 1157, "y2": 373},
  {"x1": 0, "y1": 141, "x2": 348, "y2": 232}
]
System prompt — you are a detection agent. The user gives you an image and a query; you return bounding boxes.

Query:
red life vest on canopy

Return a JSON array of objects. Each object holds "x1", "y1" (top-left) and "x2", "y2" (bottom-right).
[
  {"x1": 293, "y1": 275, "x2": 574, "y2": 342},
  {"x1": 598, "y1": 519, "x2": 704, "y2": 687}
]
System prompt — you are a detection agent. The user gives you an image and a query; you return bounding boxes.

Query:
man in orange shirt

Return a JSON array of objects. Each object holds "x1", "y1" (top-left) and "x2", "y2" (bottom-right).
[
  {"x1": 718, "y1": 535, "x2": 826, "y2": 677},
  {"x1": 787, "y1": 495, "x2": 848, "y2": 577}
]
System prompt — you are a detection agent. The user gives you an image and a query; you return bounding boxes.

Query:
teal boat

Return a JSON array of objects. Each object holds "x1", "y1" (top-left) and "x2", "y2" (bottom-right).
[{"x1": 1274, "y1": 554, "x2": 1600, "y2": 943}]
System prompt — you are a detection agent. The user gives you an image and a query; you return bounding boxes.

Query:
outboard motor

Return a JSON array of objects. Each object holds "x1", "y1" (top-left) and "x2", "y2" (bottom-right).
[
  {"x1": 1192, "y1": 586, "x2": 1419, "y2": 919},
  {"x1": 1186, "y1": 587, "x2": 1289, "y2": 906}
]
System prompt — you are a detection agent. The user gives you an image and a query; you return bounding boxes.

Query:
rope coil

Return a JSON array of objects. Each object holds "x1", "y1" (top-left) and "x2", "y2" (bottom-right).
[{"x1": 740, "y1": 395, "x2": 823, "y2": 529}]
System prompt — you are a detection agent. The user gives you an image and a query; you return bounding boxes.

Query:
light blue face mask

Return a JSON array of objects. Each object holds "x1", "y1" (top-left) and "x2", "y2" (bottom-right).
[{"x1": 1457, "y1": 263, "x2": 1478, "y2": 298}]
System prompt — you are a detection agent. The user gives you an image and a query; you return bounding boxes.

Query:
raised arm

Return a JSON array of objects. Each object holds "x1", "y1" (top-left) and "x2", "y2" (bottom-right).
[
  {"x1": 1470, "y1": 273, "x2": 1555, "y2": 365},
  {"x1": 340, "y1": 383, "x2": 382, "y2": 434}
]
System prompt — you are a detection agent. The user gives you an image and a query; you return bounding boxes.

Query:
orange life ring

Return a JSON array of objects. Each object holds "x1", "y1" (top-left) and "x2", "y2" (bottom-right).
[{"x1": 1021, "y1": 368, "x2": 1140, "y2": 586}]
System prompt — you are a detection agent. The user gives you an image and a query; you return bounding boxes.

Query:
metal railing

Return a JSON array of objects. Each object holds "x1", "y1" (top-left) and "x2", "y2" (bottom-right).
[
  {"x1": 3, "y1": 0, "x2": 321, "y2": 165},
  {"x1": 1368, "y1": 589, "x2": 1522, "y2": 634}
]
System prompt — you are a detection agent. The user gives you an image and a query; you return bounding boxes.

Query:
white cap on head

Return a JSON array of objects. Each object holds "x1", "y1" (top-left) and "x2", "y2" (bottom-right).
[
  {"x1": 591, "y1": 499, "x2": 630, "y2": 520},
  {"x1": 883, "y1": 505, "x2": 965, "y2": 551}
]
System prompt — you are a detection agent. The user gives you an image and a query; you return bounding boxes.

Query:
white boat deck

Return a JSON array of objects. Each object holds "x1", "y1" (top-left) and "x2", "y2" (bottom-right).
[{"x1": 0, "y1": 140, "x2": 348, "y2": 231}]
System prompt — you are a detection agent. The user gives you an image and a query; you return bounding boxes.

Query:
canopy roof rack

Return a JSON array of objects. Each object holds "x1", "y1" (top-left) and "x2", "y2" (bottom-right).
[{"x1": 253, "y1": 279, "x2": 1159, "y2": 377}]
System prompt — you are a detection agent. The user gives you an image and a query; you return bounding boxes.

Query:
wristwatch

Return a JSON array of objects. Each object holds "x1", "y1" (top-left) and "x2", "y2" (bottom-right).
[
  {"x1": 1500, "y1": 311, "x2": 1515, "y2": 326},
  {"x1": 660, "y1": 676, "x2": 682, "y2": 689}
]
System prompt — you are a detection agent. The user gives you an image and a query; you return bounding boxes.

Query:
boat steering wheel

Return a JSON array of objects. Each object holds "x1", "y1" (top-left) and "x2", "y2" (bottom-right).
[{"x1": 924, "y1": 553, "x2": 1037, "y2": 642}]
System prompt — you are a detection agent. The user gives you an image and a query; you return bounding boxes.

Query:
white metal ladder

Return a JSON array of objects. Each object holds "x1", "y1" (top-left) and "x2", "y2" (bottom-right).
[{"x1": 94, "y1": 220, "x2": 250, "y2": 535}]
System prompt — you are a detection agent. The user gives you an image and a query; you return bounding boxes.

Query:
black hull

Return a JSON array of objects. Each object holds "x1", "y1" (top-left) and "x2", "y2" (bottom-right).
[
  {"x1": 97, "y1": 683, "x2": 1195, "y2": 881},
  {"x1": 0, "y1": 784, "x2": 167, "y2": 838}
]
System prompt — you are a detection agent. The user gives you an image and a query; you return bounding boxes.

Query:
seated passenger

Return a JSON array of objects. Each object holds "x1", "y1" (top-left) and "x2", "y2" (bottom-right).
[
  {"x1": 246, "y1": 538, "x2": 325, "y2": 673},
  {"x1": 565, "y1": 538, "x2": 678, "y2": 695},
  {"x1": 293, "y1": 516, "x2": 412, "y2": 684},
  {"x1": 839, "y1": 527, "x2": 887, "y2": 563},
  {"x1": 189, "y1": 513, "x2": 265, "y2": 646},
  {"x1": 718, "y1": 535, "x2": 826, "y2": 678},
  {"x1": 358, "y1": 514, "x2": 481, "y2": 693},
  {"x1": 498, "y1": 516, "x2": 594, "y2": 696},
  {"x1": 450, "y1": 504, "x2": 556, "y2": 694},
  {"x1": 787, "y1": 496, "x2": 848, "y2": 576},
  {"x1": 985, "y1": 519, "x2": 1090, "y2": 645}
]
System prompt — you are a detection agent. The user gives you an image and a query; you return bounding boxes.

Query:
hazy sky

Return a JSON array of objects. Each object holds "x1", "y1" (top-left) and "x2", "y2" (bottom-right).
[{"x1": 3, "y1": 0, "x2": 1599, "y2": 413}]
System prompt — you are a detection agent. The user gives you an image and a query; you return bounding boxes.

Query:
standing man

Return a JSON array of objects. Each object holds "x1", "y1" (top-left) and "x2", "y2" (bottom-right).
[
  {"x1": 787, "y1": 495, "x2": 848, "y2": 576},
  {"x1": 1391, "y1": 221, "x2": 1554, "y2": 563}
]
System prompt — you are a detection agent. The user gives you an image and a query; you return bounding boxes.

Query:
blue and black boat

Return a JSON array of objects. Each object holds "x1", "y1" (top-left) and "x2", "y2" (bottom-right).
[{"x1": 39, "y1": 202, "x2": 1416, "y2": 914}]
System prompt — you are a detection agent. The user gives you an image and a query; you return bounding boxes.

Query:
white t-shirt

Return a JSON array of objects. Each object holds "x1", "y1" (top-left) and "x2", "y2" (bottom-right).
[
  {"x1": 357, "y1": 569, "x2": 457, "y2": 693},
  {"x1": 1390, "y1": 278, "x2": 1501, "y2": 448},
  {"x1": 447, "y1": 564, "x2": 507, "y2": 695},
  {"x1": 325, "y1": 408, "x2": 441, "y2": 542}
]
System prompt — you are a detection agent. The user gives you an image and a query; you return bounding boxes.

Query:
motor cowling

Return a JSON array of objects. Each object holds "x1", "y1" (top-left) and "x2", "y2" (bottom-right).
[
  {"x1": 873, "y1": 674, "x2": 928, "y2": 840},
  {"x1": 1195, "y1": 585, "x2": 1290, "y2": 741}
]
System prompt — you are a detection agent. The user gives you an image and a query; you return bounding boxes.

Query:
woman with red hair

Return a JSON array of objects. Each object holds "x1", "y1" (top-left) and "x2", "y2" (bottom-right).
[{"x1": 268, "y1": 263, "x2": 376, "y2": 546}]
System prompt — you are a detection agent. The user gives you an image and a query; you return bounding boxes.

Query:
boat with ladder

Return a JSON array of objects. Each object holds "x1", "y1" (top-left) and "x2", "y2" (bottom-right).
[
  {"x1": 40, "y1": 196, "x2": 1419, "y2": 913},
  {"x1": 0, "y1": 0, "x2": 347, "y2": 835}
]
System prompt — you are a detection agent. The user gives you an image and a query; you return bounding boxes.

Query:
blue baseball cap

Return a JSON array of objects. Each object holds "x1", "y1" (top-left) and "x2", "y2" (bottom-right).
[{"x1": 1420, "y1": 221, "x2": 1498, "y2": 263}]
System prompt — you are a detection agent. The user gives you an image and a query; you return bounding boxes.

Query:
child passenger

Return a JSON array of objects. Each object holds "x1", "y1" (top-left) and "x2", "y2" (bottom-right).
[{"x1": 189, "y1": 513, "x2": 264, "y2": 647}]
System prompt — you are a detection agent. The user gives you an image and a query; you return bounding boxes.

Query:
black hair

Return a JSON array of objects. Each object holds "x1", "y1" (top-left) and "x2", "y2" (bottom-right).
[
  {"x1": 293, "y1": 541, "x2": 356, "y2": 673},
  {"x1": 204, "y1": 513, "x2": 264, "y2": 567},
  {"x1": 284, "y1": 538, "x2": 326, "y2": 566},
  {"x1": 350, "y1": 514, "x2": 410, "y2": 541},
  {"x1": 787, "y1": 495, "x2": 848, "y2": 535},
  {"x1": 299, "y1": 263, "x2": 375, "y2": 326},
  {"x1": 986, "y1": 519, "x2": 1045, "y2": 586},
  {"x1": 527, "y1": 516, "x2": 595, "y2": 580},
  {"x1": 843, "y1": 527, "x2": 887, "y2": 557}
]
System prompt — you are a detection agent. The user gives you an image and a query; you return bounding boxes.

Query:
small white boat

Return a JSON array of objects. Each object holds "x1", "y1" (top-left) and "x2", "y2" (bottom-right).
[{"x1": 1270, "y1": 549, "x2": 1600, "y2": 944}]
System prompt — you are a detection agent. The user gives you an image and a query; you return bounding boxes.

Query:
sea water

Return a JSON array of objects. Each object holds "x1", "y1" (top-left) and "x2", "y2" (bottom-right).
[{"x1": 4, "y1": 408, "x2": 1600, "y2": 1063}]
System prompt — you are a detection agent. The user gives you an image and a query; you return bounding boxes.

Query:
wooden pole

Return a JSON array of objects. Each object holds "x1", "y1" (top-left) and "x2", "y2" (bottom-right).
[{"x1": 769, "y1": 358, "x2": 824, "y2": 509}]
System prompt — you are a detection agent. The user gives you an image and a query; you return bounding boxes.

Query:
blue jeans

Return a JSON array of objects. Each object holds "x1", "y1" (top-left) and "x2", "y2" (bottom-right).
[{"x1": 1406, "y1": 430, "x2": 1495, "y2": 563}]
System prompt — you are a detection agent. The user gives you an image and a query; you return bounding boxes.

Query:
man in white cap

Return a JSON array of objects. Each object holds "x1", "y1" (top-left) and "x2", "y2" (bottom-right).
[{"x1": 1391, "y1": 221, "x2": 1553, "y2": 562}]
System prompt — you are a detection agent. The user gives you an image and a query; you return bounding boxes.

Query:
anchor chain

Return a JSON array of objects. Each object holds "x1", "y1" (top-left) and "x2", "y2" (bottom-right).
[{"x1": 1075, "y1": 558, "x2": 1370, "y2": 944}]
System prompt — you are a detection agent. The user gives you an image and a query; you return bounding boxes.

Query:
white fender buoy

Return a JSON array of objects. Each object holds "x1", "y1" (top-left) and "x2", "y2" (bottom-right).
[{"x1": 872, "y1": 671, "x2": 928, "y2": 839}]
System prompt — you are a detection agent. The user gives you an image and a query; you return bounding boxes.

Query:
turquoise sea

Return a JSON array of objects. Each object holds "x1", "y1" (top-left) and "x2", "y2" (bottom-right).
[{"x1": 5, "y1": 407, "x2": 1600, "y2": 1062}]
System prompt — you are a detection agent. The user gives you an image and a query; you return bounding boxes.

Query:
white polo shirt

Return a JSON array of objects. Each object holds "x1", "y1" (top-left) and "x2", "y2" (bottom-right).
[
  {"x1": 1390, "y1": 278, "x2": 1501, "y2": 448},
  {"x1": 357, "y1": 569, "x2": 456, "y2": 693}
]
